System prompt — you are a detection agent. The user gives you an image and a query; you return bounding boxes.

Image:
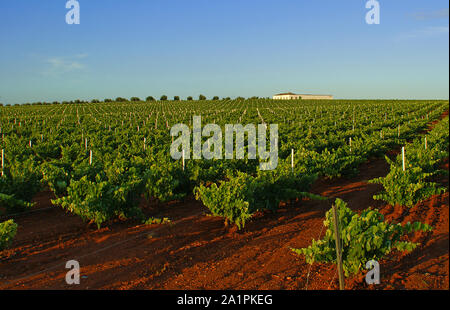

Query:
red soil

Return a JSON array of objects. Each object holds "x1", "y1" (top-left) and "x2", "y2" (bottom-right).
[{"x1": 0, "y1": 116, "x2": 448, "y2": 290}]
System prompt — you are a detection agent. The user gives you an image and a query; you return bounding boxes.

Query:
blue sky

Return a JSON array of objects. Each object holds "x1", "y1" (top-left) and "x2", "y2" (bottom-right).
[{"x1": 0, "y1": 0, "x2": 448, "y2": 104}]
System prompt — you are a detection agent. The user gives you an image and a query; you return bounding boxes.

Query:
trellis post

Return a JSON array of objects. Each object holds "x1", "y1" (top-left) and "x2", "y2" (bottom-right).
[
  {"x1": 402, "y1": 147, "x2": 406, "y2": 171},
  {"x1": 332, "y1": 203, "x2": 345, "y2": 290},
  {"x1": 1, "y1": 149, "x2": 4, "y2": 177},
  {"x1": 182, "y1": 149, "x2": 185, "y2": 171}
]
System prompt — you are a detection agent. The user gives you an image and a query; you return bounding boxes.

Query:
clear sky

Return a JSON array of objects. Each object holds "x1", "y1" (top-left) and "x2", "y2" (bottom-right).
[{"x1": 0, "y1": 0, "x2": 448, "y2": 104}]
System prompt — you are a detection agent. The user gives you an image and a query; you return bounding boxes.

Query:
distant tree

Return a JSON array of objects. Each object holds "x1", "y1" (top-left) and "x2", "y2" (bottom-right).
[
  {"x1": 160, "y1": 95, "x2": 168, "y2": 101},
  {"x1": 173, "y1": 96, "x2": 180, "y2": 101},
  {"x1": 146, "y1": 96, "x2": 155, "y2": 102},
  {"x1": 130, "y1": 97, "x2": 141, "y2": 102},
  {"x1": 212, "y1": 96, "x2": 219, "y2": 100},
  {"x1": 91, "y1": 99, "x2": 100, "y2": 103},
  {"x1": 187, "y1": 96, "x2": 193, "y2": 101},
  {"x1": 52, "y1": 101, "x2": 60, "y2": 105},
  {"x1": 236, "y1": 96, "x2": 245, "y2": 101},
  {"x1": 62, "y1": 101, "x2": 69, "y2": 105},
  {"x1": 0, "y1": 103, "x2": 3, "y2": 106},
  {"x1": 115, "y1": 97, "x2": 128, "y2": 102},
  {"x1": 104, "y1": 98, "x2": 113, "y2": 102},
  {"x1": 5, "y1": 104, "x2": 11, "y2": 107},
  {"x1": 224, "y1": 97, "x2": 231, "y2": 100},
  {"x1": 199, "y1": 94, "x2": 206, "y2": 101}
]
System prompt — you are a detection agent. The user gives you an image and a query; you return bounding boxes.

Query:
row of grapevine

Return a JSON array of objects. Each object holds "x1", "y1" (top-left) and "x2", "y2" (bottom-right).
[
  {"x1": 370, "y1": 116, "x2": 449, "y2": 207},
  {"x1": 0, "y1": 100, "x2": 447, "y2": 233}
]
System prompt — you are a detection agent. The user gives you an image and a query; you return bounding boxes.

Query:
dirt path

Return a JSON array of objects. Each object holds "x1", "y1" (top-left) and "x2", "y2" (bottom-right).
[{"x1": 0, "y1": 113, "x2": 448, "y2": 290}]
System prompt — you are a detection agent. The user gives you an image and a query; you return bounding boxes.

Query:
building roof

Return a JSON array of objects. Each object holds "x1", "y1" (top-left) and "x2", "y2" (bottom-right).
[
  {"x1": 274, "y1": 92, "x2": 333, "y2": 96},
  {"x1": 274, "y1": 92, "x2": 298, "y2": 96},
  {"x1": 298, "y1": 94, "x2": 333, "y2": 96}
]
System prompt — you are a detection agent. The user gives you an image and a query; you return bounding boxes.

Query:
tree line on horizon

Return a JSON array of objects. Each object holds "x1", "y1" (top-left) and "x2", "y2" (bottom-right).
[{"x1": 0, "y1": 96, "x2": 266, "y2": 106}]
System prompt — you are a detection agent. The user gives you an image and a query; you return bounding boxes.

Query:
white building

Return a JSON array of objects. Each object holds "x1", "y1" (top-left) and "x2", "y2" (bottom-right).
[{"x1": 273, "y1": 92, "x2": 333, "y2": 100}]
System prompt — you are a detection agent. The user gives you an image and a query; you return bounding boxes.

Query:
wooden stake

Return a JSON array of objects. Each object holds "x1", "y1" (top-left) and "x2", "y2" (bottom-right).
[
  {"x1": 402, "y1": 147, "x2": 406, "y2": 171},
  {"x1": 1, "y1": 149, "x2": 4, "y2": 177},
  {"x1": 182, "y1": 149, "x2": 185, "y2": 171},
  {"x1": 332, "y1": 203, "x2": 345, "y2": 290},
  {"x1": 89, "y1": 150, "x2": 93, "y2": 165}
]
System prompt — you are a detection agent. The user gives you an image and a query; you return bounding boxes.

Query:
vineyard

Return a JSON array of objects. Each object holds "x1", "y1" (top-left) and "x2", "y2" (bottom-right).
[{"x1": 0, "y1": 99, "x2": 448, "y2": 290}]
